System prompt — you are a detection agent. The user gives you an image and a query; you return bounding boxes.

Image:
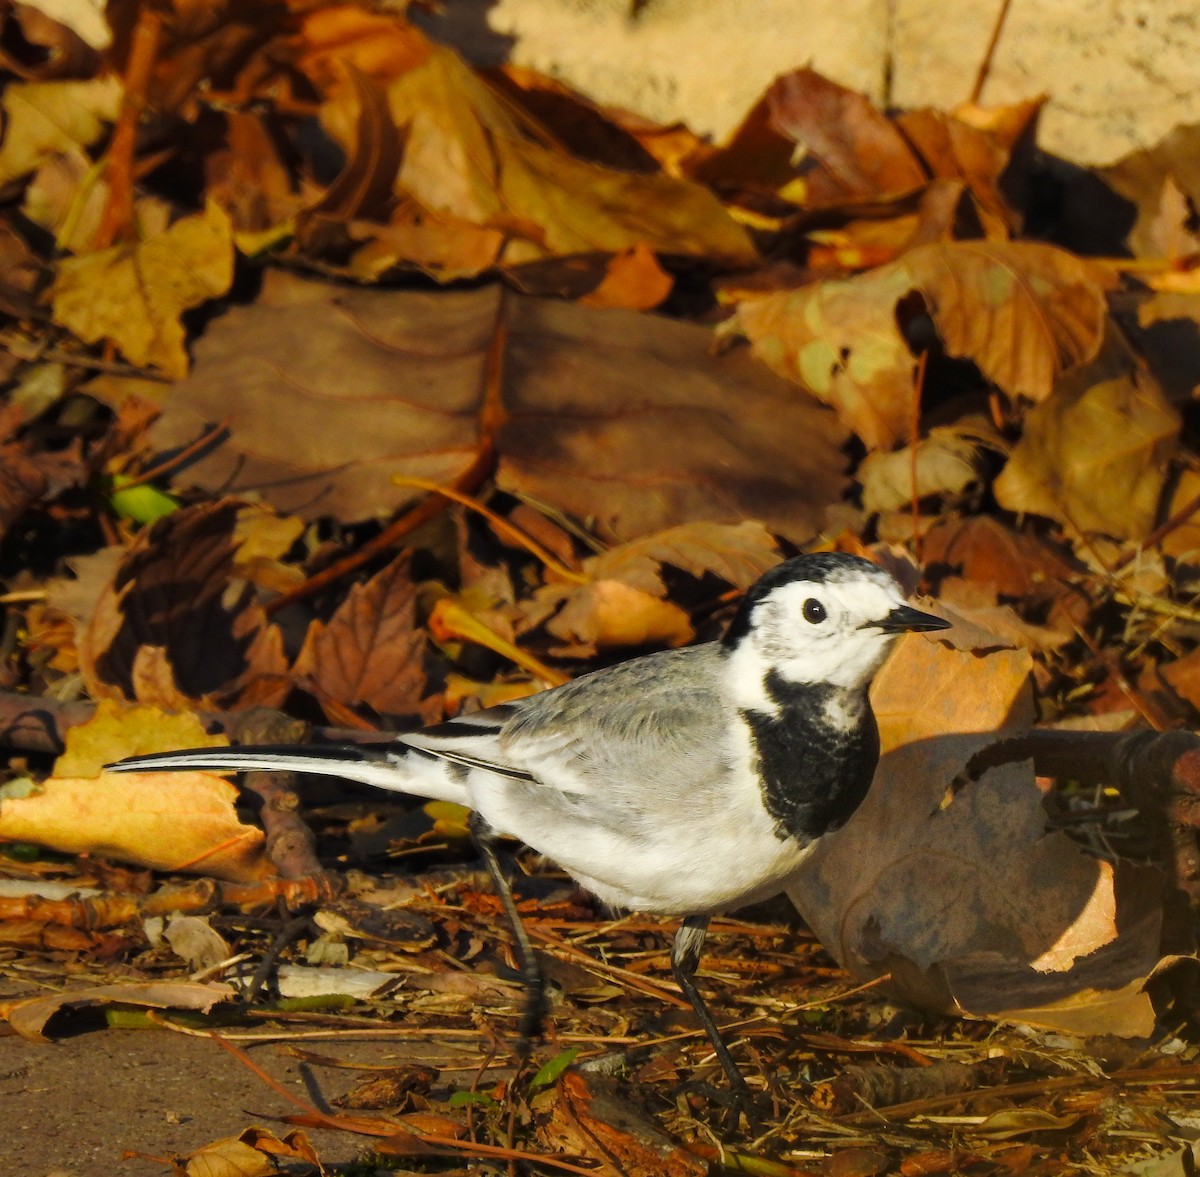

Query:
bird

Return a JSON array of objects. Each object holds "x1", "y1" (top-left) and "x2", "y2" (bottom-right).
[{"x1": 106, "y1": 551, "x2": 949, "y2": 1106}]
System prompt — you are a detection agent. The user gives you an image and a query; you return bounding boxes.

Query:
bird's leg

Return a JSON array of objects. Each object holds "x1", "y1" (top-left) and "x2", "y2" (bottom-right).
[
  {"x1": 672, "y1": 915, "x2": 754, "y2": 1108},
  {"x1": 469, "y1": 813, "x2": 546, "y2": 1052}
]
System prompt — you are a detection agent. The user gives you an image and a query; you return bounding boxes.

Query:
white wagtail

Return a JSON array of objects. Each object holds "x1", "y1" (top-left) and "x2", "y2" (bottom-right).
[{"x1": 106, "y1": 552, "x2": 948, "y2": 1103}]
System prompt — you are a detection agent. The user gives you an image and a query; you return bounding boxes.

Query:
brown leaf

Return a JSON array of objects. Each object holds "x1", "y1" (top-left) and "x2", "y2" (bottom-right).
[
  {"x1": 722, "y1": 240, "x2": 1110, "y2": 448},
  {"x1": 579, "y1": 242, "x2": 674, "y2": 311},
  {"x1": 765, "y1": 68, "x2": 928, "y2": 204},
  {"x1": 0, "y1": 419, "x2": 85, "y2": 542},
  {"x1": 922, "y1": 516, "x2": 1078, "y2": 602},
  {"x1": 78, "y1": 500, "x2": 289, "y2": 709},
  {"x1": 790, "y1": 633, "x2": 1171, "y2": 1038},
  {"x1": 539, "y1": 521, "x2": 782, "y2": 654},
  {"x1": 584, "y1": 520, "x2": 782, "y2": 594},
  {"x1": 205, "y1": 110, "x2": 313, "y2": 235},
  {"x1": 536, "y1": 1069, "x2": 707, "y2": 1177},
  {"x1": 1102, "y1": 125, "x2": 1200, "y2": 259},
  {"x1": 292, "y1": 554, "x2": 433, "y2": 723},
  {"x1": 152, "y1": 272, "x2": 848, "y2": 542}
]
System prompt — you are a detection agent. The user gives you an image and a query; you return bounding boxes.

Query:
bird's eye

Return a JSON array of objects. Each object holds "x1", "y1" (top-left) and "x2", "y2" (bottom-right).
[{"x1": 802, "y1": 598, "x2": 827, "y2": 624}]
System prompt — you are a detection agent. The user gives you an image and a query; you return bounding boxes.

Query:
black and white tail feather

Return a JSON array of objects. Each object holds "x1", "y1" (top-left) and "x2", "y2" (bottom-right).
[{"x1": 107, "y1": 552, "x2": 949, "y2": 1112}]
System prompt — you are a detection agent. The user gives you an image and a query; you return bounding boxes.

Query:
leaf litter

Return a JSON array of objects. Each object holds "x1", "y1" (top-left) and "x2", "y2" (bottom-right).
[{"x1": 7, "y1": 3, "x2": 1200, "y2": 1175}]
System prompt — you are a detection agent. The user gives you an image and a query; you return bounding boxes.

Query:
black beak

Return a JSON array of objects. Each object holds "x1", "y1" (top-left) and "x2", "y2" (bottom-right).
[{"x1": 871, "y1": 604, "x2": 951, "y2": 634}]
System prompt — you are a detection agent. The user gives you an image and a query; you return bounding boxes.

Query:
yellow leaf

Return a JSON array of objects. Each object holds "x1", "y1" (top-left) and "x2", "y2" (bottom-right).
[
  {"x1": 51, "y1": 201, "x2": 235, "y2": 377},
  {"x1": 53, "y1": 698, "x2": 227, "y2": 779},
  {"x1": 721, "y1": 240, "x2": 1110, "y2": 449},
  {"x1": 0, "y1": 77, "x2": 122, "y2": 185},
  {"x1": 298, "y1": 11, "x2": 755, "y2": 267},
  {"x1": 0, "y1": 771, "x2": 270, "y2": 882},
  {"x1": 994, "y1": 369, "x2": 1179, "y2": 541}
]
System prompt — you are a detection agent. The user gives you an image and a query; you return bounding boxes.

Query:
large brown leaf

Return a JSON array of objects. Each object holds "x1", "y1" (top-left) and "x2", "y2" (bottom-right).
[
  {"x1": 151, "y1": 272, "x2": 848, "y2": 543},
  {"x1": 721, "y1": 240, "x2": 1110, "y2": 448},
  {"x1": 789, "y1": 623, "x2": 1173, "y2": 1037}
]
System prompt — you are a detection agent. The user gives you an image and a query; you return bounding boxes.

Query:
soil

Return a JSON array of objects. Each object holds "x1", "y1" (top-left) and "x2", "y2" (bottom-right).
[{"x1": 0, "y1": 1024, "x2": 455, "y2": 1176}]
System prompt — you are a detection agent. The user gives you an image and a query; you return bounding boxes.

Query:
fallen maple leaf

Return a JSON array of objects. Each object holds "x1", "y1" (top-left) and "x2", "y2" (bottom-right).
[
  {"x1": 77, "y1": 500, "x2": 289, "y2": 710},
  {"x1": 293, "y1": 553, "x2": 436, "y2": 723},
  {"x1": 720, "y1": 240, "x2": 1111, "y2": 448}
]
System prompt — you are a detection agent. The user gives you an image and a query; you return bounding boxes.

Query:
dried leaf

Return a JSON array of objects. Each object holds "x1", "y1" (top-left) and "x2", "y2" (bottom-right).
[
  {"x1": 859, "y1": 426, "x2": 990, "y2": 514},
  {"x1": 790, "y1": 632, "x2": 1171, "y2": 1037},
  {"x1": 0, "y1": 769, "x2": 271, "y2": 881},
  {"x1": 766, "y1": 68, "x2": 928, "y2": 203},
  {"x1": 14, "y1": 1, "x2": 112, "y2": 52},
  {"x1": 293, "y1": 554, "x2": 433, "y2": 722},
  {"x1": 579, "y1": 242, "x2": 674, "y2": 311},
  {"x1": 536, "y1": 1069, "x2": 707, "y2": 1177},
  {"x1": 547, "y1": 580, "x2": 693, "y2": 653},
  {"x1": 297, "y1": 9, "x2": 755, "y2": 270},
  {"x1": 994, "y1": 368, "x2": 1180, "y2": 541},
  {"x1": 162, "y1": 913, "x2": 230, "y2": 972},
  {"x1": 922, "y1": 516, "x2": 1077, "y2": 602},
  {"x1": 721, "y1": 240, "x2": 1110, "y2": 448},
  {"x1": 51, "y1": 201, "x2": 235, "y2": 378},
  {"x1": 78, "y1": 500, "x2": 288, "y2": 709},
  {"x1": 152, "y1": 272, "x2": 848, "y2": 542},
  {"x1": 583, "y1": 520, "x2": 782, "y2": 593},
  {"x1": 541, "y1": 521, "x2": 781, "y2": 653},
  {"x1": 4, "y1": 981, "x2": 233, "y2": 1043},
  {"x1": 52, "y1": 698, "x2": 226, "y2": 779},
  {"x1": 0, "y1": 76, "x2": 121, "y2": 185}
]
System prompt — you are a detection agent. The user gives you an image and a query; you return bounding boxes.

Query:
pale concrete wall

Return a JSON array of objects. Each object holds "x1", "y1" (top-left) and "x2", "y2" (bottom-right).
[{"x1": 413, "y1": 0, "x2": 1200, "y2": 166}]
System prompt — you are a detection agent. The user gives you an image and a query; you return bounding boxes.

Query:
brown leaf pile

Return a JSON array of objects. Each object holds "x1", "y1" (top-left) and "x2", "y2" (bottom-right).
[{"x1": 6, "y1": 3, "x2": 1200, "y2": 1174}]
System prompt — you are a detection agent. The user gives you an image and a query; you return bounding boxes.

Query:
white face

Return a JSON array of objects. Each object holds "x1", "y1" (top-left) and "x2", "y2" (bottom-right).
[{"x1": 746, "y1": 569, "x2": 909, "y2": 692}]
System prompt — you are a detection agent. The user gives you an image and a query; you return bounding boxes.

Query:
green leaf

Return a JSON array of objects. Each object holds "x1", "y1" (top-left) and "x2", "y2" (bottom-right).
[
  {"x1": 108, "y1": 475, "x2": 180, "y2": 524},
  {"x1": 448, "y1": 1089, "x2": 499, "y2": 1108},
  {"x1": 528, "y1": 1047, "x2": 580, "y2": 1092}
]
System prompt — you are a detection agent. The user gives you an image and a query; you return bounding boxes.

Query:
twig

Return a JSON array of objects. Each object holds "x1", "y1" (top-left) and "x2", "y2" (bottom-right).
[
  {"x1": 95, "y1": 4, "x2": 163, "y2": 248},
  {"x1": 392, "y1": 476, "x2": 587, "y2": 585},
  {"x1": 210, "y1": 1031, "x2": 606, "y2": 1175},
  {"x1": 118, "y1": 418, "x2": 233, "y2": 490},
  {"x1": 968, "y1": 0, "x2": 1013, "y2": 104},
  {"x1": 910, "y1": 349, "x2": 928, "y2": 561}
]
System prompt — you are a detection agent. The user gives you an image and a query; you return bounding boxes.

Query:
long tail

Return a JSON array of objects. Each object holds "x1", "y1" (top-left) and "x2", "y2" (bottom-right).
[{"x1": 103, "y1": 742, "x2": 470, "y2": 803}]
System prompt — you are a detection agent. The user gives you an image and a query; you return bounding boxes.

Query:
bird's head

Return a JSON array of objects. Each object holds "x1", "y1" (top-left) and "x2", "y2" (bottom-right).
[{"x1": 723, "y1": 553, "x2": 950, "y2": 695}]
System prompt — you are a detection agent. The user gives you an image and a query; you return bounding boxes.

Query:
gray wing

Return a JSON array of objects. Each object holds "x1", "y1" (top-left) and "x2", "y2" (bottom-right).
[{"x1": 402, "y1": 643, "x2": 734, "y2": 797}]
